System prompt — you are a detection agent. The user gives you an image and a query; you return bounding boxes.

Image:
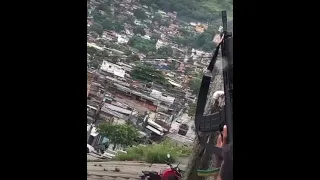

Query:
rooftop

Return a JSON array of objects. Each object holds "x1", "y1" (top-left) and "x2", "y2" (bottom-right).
[
  {"x1": 103, "y1": 103, "x2": 137, "y2": 115},
  {"x1": 113, "y1": 83, "x2": 161, "y2": 104},
  {"x1": 100, "y1": 106, "x2": 129, "y2": 120}
]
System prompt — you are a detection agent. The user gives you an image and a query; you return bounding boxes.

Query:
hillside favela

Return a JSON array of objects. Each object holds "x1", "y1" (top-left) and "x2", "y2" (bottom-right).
[{"x1": 87, "y1": 0, "x2": 233, "y2": 179}]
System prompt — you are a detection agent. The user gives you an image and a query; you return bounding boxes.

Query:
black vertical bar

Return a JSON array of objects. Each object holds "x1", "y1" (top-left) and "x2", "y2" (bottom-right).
[
  {"x1": 221, "y1": 11, "x2": 233, "y2": 142},
  {"x1": 194, "y1": 74, "x2": 211, "y2": 131},
  {"x1": 222, "y1": 11, "x2": 228, "y2": 32}
]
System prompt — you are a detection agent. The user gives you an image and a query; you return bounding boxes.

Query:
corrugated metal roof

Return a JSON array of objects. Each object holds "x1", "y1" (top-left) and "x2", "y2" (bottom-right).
[
  {"x1": 103, "y1": 103, "x2": 133, "y2": 115},
  {"x1": 100, "y1": 107, "x2": 129, "y2": 120},
  {"x1": 114, "y1": 83, "x2": 160, "y2": 103},
  {"x1": 146, "y1": 125, "x2": 164, "y2": 136}
]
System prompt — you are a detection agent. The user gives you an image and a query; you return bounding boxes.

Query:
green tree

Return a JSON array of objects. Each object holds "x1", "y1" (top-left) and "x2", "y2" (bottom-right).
[
  {"x1": 139, "y1": 0, "x2": 155, "y2": 6},
  {"x1": 114, "y1": 23, "x2": 124, "y2": 32},
  {"x1": 96, "y1": 3, "x2": 111, "y2": 12},
  {"x1": 87, "y1": 47, "x2": 98, "y2": 56},
  {"x1": 133, "y1": 9, "x2": 148, "y2": 20},
  {"x1": 170, "y1": 36, "x2": 194, "y2": 47},
  {"x1": 139, "y1": 0, "x2": 232, "y2": 22},
  {"x1": 157, "y1": 46, "x2": 173, "y2": 57},
  {"x1": 130, "y1": 54, "x2": 140, "y2": 61},
  {"x1": 150, "y1": 3, "x2": 159, "y2": 11},
  {"x1": 190, "y1": 78, "x2": 201, "y2": 95},
  {"x1": 123, "y1": 54, "x2": 140, "y2": 63},
  {"x1": 97, "y1": 123, "x2": 139, "y2": 150},
  {"x1": 126, "y1": 16, "x2": 136, "y2": 25},
  {"x1": 133, "y1": 26, "x2": 146, "y2": 36},
  {"x1": 101, "y1": 19, "x2": 114, "y2": 30},
  {"x1": 130, "y1": 63, "x2": 169, "y2": 85},
  {"x1": 125, "y1": 49, "x2": 133, "y2": 56},
  {"x1": 194, "y1": 32, "x2": 213, "y2": 49},
  {"x1": 89, "y1": 22, "x2": 103, "y2": 36},
  {"x1": 88, "y1": 60, "x2": 101, "y2": 69},
  {"x1": 202, "y1": 42, "x2": 214, "y2": 52},
  {"x1": 153, "y1": 13, "x2": 162, "y2": 23},
  {"x1": 170, "y1": 30, "x2": 216, "y2": 52},
  {"x1": 128, "y1": 36, "x2": 156, "y2": 53},
  {"x1": 159, "y1": 20, "x2": 170, "y2": 27},
  {"x1": 178, "y1": 27, "x2": 193, "y2": 37},
  {"x1": 151, "y1": 33, "x2": 161, "y2": 41},
  {"x1": 92, "y1": 10, "x2": 109, "y2": 23},
  {"x1": 101, "y1": 19, "x2": 124, "y2": 33},
  {"x1": 188, "y1": 103, "x2": 197, "y2": 117}
]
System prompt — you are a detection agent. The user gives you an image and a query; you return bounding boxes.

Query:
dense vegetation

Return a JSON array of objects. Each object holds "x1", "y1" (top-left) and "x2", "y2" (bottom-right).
[
  {"x1": 139, "y1": 0, "x2": 233, "y2": 22},
  {"x1": 171, "y1": 26, "x2": 217, "y2": 52},
  {"x1": 189, "y1": 73, "x2": 202, "y2": 95},
  {"x1": 130, "y1": 63, "x2": 169, "y2": 85},
  {"x1": 187, "y1": 103, "x2": 197, "y2": 117},
  {"x1": 157, "y1": 46, "x2": 174, "y2": 57},
  {"x1": 89, "y1": 0, "x2": 233, "y2": 52},
  {"x1": 116, "y1": 139, "x2": 192, "y2": 163},
  {"x1": 97, "y1": 123, "x2": 139, "y2": 150},
  {"x1": 128, "y1": 36, "x2": 157, "y2": 54},
  {"x1": 89, "y1": 1, "x2": 126, "y2": 34}
]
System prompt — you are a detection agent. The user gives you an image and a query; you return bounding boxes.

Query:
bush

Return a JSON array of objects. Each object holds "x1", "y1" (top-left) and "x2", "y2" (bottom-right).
[
  {"x1": 146, "y1": 148, "x2": 176, "y2": 163},
  {"x1": 127, "y1": 145, "x2": 144, "y2": 156},
  {"x1": 116, "y1": 152, "x2": 140, "y2": 161},
  {"x1": 114, "y1": 139, "x2": 192, "y2": 163}
]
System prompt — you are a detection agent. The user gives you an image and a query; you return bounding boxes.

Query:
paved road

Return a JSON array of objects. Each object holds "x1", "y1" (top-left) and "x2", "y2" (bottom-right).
[
  {"x1": 167, "y1": 113, "x2": 195, "y2": 144},
  {"x1": 87, "y1": 161, "x2": 187, "y2": 180}
]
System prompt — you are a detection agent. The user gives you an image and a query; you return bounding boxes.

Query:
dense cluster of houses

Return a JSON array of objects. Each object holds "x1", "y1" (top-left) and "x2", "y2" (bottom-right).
[
  {"x1": 86, "y1": 0, "x2": 218, "y2": 150},
  {"x1": 87, "y1": 58, "x2": 196, "y2": 148},
  {"x1": 87, "y1": 0, "x2": 214, "y2": 63}
]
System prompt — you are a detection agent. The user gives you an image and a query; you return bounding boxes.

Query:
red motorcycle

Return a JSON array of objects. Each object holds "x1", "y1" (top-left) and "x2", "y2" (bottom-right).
[{"x1": 139, "y1": 154, "x2": 182, "y2": 180}]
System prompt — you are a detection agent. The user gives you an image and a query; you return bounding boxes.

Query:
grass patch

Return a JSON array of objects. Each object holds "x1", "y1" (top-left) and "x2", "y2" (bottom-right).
[{"x1": 115, "y1": 139, "x2": 192, "y2": 163}]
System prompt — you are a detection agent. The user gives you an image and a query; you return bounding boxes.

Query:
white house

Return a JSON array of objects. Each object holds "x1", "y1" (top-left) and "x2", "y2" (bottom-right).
[
  {"x1": 100, "y1": 61, "x2": 126, "y2": 78},
  {"x1": 141, "y1": 35, "x2": 151, "y2": 40},
  {"x1": 117, "y1": 35, "x2": 129, "y2": 44},
  {"x1": 156, "y1": 40, "x2": 168, "y2": 50},
  {"x1": 189, "y1": 22, "x2": 197, "y2": 26}
]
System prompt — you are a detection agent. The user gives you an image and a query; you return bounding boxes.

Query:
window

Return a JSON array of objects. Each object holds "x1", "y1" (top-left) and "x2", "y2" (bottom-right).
[{"x1": 101, "y1": 137, "x2": 109, "y2": 144}]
